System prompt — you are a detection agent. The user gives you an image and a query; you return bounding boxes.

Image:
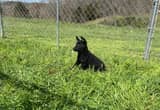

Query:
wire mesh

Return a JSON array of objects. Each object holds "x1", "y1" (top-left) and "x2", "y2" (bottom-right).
[
  {"x1": 1, "y1": 0, "x2": 160, "y2": 59},
  {"x1": 59, "y1": 0, "x2": 153, "y2": 59},
  {"x1": 59, "y1": 0, "x2": 151, "y2": 23},
  {"x1": 1, "y1": 0, "x2": 56, "y2": 38}
]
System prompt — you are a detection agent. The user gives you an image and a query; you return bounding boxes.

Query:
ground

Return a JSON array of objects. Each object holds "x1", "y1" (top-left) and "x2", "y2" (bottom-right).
[{"x1": 0, "y1": 17, "x2": 160, "y2": 109}]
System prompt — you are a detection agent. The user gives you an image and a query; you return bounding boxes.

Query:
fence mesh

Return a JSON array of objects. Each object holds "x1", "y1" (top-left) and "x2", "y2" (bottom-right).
[
  {"x1": 1, "y1": 0, "x2": 56, "y2": 38},
  {"x1": 1, "y1": 0, "x2": 160, "y2": 59},
  {"x1": 58, "y1": 0, "x2": 153, "y2": 59},
  {"x1": 60, "y1": 0, "x2": 151, "y2": 23}
]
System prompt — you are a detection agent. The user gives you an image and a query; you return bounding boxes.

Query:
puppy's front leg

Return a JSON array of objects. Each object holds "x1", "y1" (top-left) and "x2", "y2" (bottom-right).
[
  {"x1": 72, "y1": 61, "x2": 80, "y2": 68},
  {"x1": 71, "y1": 60, "x2": 80, "y2": 69}
]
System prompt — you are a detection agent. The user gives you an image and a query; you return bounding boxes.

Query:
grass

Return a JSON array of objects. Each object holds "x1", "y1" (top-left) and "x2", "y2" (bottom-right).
[{"x1": 0, "y1": 17, "x2": 160, "y2": 110}]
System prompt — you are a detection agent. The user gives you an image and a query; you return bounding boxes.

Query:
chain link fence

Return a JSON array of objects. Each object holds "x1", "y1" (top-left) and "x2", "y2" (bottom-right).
[
  {"x1": 1, "y1": 0, "x2": 56, "y2": 38},
  {"x1": 0, "y1": 0, "x2": 160, "y2": 59}
]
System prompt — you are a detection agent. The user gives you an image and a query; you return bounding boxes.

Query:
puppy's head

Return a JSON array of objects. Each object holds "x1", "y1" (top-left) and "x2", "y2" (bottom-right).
[{"x1": 73, "y1": 36, "x2": 88, "y2": 52}]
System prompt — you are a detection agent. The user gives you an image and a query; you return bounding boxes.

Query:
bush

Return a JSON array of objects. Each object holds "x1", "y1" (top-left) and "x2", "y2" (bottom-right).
[
  {"x1": 73, "y1": 2, "x2": 100, "y2": 23},
  {"x1": 60, "y1": 0, "x2": 151, "y2": 23},
  {"x1": 14, "y1": 2, "x2": 30, "y2": 18},
  {"x1": 100, "y1": 16, "x2": 149, "y2": 28}
]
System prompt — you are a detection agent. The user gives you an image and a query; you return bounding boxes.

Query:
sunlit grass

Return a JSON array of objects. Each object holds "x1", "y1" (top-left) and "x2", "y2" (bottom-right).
[{"x1": 0, "y1": 17, "x2": 160, "y2": 109}]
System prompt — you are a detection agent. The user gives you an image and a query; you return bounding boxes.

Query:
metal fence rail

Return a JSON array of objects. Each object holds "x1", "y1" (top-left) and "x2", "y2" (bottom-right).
[
  {"x1": 144, "y1": 0, "x2": 160, "y2": 60},
  {"x1": 0, "y1": 1, "x2": 4, "y2": 38}
]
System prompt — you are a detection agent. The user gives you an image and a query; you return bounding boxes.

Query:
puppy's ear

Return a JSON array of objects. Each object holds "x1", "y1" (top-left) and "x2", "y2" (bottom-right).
[
  {"x1": 76, "y1": 36, "x2": 80, "y2": 41},
  {"x1": 80, "y1": 36, "x2": 87, "y2": 43}
]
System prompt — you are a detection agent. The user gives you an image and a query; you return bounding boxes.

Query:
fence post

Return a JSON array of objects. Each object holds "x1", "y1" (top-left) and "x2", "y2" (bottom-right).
[
  {"x1": 144, "y1": 0, "x2": 159, "y2": 60},
  {"x1": 0, "y1": 1, "x2": 4, "y2": 38},
  {"x1": 56, "y1": 0, "x2": 60, "y2": 48}
]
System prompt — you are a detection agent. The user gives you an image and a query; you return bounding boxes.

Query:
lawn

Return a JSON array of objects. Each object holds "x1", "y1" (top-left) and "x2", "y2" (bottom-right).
[{"x1": 0, "y1": 17, "x2": 160, "y2": 110}]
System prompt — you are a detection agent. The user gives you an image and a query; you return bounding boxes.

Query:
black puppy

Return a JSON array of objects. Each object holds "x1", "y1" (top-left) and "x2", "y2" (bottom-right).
[{"x1": 72, "y1": 36, "x2": 106, "y2": 71}]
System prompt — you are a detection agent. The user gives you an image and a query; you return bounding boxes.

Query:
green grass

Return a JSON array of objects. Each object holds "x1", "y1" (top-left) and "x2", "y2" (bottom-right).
[{"x1": 0, "y1": 17, "x2": 160, "y2": 110}]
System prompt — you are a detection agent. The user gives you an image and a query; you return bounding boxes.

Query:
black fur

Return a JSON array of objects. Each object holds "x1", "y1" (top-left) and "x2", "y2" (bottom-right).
[{"x1": 72, "y1": 36, "x2": 106, "y2": 71}]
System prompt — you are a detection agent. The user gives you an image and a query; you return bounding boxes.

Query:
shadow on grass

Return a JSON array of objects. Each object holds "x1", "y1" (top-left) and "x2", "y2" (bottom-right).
[{"x1": 0, "y1": 71, "x2": 96, "y2": 109}]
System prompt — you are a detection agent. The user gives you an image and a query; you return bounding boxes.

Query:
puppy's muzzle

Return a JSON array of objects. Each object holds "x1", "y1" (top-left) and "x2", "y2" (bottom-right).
[{"x1": 73, "y1": 47, "x2": 78, "y2": 51}]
